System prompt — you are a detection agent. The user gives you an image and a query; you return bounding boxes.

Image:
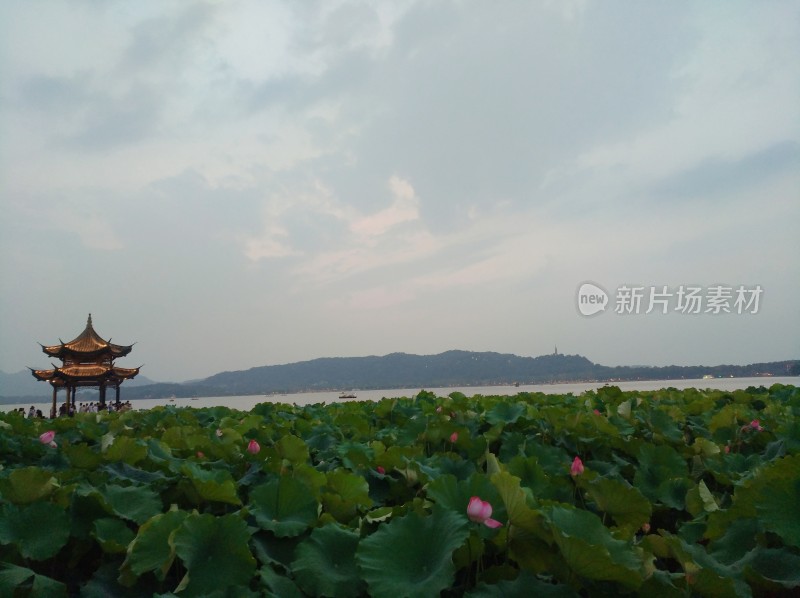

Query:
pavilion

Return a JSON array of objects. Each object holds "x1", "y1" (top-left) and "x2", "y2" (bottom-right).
[{"x1": 31, "y1": 314, "x2": 140, "y2": 417}]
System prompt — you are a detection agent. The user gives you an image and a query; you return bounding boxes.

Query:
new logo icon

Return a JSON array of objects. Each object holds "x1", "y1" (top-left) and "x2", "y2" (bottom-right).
[{"x1": 577, "y1": 282, "x2": 608, "y2": 316}]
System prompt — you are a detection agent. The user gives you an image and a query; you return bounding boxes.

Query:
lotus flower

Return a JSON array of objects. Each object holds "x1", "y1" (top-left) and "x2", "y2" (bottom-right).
[
  {"x1": 436, "y1": 406, "x2": 442, "y2": 413},
  {"x1": 39, "y1": 430, "x2": 55, "y2": 445},
  {"x1": 570, "y1": 456, "x2": 584, "y2": 476},
  {"x1": 215, "y1": 428, "x2": 223, "y2": 437},
  {"x1": 641, "y1": 522, "x2": 651, "y2": 534},
  {"x1": 467, "y1": 496, "x2": 503, "y2": 528},
  {"x1": 750, "y1": 419, "x2": 763, "y2": 432},
  {"x1": 449, "y1": 432, "x2": 458, "y2": 443},
  {"x1": 247, "y1": 439, "x2": 260, "y2": 454},
  {"x1": 376, "y1": 466, "x2": 386, "y2": 475},
  {"x1": 593, "y1": 409, "x2": 601, "y2": 416},
  {"x1": 196, "y1": 451, "x2": 205, "y2": 459}
]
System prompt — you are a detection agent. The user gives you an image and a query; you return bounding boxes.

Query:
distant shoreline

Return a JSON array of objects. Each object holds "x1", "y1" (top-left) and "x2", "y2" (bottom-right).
[
  {"x1": 3, "y1": 375, "x2": 797, "y2": 412},
  {"x1": 1, "y1": 372, "x2": 794, "y2": 404}
]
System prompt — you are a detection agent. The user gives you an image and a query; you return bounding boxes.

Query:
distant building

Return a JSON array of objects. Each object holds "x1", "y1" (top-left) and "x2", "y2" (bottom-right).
[{"x1": 30, "y1": 314, "x2": 139, "y2": 417}]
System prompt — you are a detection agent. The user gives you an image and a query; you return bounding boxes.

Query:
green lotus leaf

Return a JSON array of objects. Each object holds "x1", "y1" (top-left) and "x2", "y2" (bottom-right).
[
  {"x1": 522, "y1": 443, "x2": 571, "y2": 477},
  {"x1": 648, "y1": 410, "x2": 685, "y2": 443},
  {"x1": 63, "y1": 442, "x2": 103, "y2": 469},
  {"x1": 291, "y1": 463, "x2": 328, "y2": 499},
  {"x1": 181, "y1": 461, "x2": 241, "y2": 505},
  {"x1": 754, "y1": 455, "x2": 800, "y2": 547},
  {"x1": 172, "y1": 513, "x2": 256, "y2": 596},
  {"x1": 490, "y1": 471, "x2": 546, "y2": 537},
  {"x1": 467, "y1": 570, "x2": 579, "y2": 597},
  {"x1": 708, "y1": 518, "x2": 760, "y2": 565},
  {"x1": 161, "y1": 425, "x2": 208, "y2": 452},
  {"x1": 485, "y1": 402, "x2": 526, "y2": 426},
  {"x1": 546, "y1": 506, "x2": 644, "y2": 587},
  {"x1": 93, "y1": 517, "x2": 135, "y2": 554},
  {"x1": 250, "y1": 477, "x2": 319, "y2": 537},
  {"x1": 121, "y1": 509, "x2": 190, "y2": 580},
  {"x1": 617, "y1": 399, "x2": 632, "y2": 419},
  {"x1": 0, "y1": 562, "x2": 67, "y2": 597},
  {"x1": 103, "y1": 462, "x2": 172, "y2": 486},
  {"x1": 336, "y1": 441, "x2": 374, "y2": 470},
  {"x1": 692, "y1": 437, "x2": 721, "y2": 457},
  {"x1": 1, "y1": 466, "x2": 58, "y2": 504},
  {"x1": 506, "y1": 455, "x2": 572, "y2": 503},
  {"x1": 322, "y1": 469, "x2": 373, "y2": 522},
  {"x1": 291, "y1": 524, "x2": 365, "y2": 597},
  {"x1": 686, "y1": 480, "x2": 719, "y2": 516},
  {"x1": 105, "y1": 435, "x2": 148, "y2": 465},
  {"x1": 427, "y1": 473, "x2": 499, "y2": 516},
  {"x1": 655, "y1": 532, "x2": 752, "y2": 597},
  {"x1": 100, "y1": 484, "x2": 162, "y2": 524},
  {"x1": 356, "y1": 507, "x2": 470, "y2": 598},
  {"x1": 251, "y1": 531, "x2": 304, "y2": 571},
  {"x1": 745, "y1": 547, "x2": 800, "y2": 589},
  {"x1": 579, "y1": 476, "x2": 652, "y2": 533},
  {"x1": 706, "y1": 453, "x2": 800, "y2": 546},
  {"x1": 0, "y1": 501, "x2": 70, "y2": 560},
  {"x1": 146, "y1": 438, "x2": 177, "y2": 464},
  {"x1": 259, "y1": 564, "x2": 305, "y2": 598},
  {"x1": 277, "y1": 434, "x2": 310, "y2": 464},
  {"x1": 634, "y1": 444, "x2": 690, "y2": 508}
]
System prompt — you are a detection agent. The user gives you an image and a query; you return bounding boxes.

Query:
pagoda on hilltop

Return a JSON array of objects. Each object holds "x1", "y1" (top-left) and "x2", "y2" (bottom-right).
[{"x1": 31, "y1": 314, "x2": 140, "y2": 417}]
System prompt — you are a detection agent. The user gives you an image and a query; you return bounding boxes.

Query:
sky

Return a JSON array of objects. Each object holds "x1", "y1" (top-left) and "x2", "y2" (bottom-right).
[{"x1": 1, "y1": 1, "x2": 798, "y2": 383}]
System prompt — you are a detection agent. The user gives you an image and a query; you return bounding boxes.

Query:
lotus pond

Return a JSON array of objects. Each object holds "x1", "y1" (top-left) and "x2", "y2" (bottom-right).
[{"x1": 1, "y1": 385, "x2": 798, "y2": 597}]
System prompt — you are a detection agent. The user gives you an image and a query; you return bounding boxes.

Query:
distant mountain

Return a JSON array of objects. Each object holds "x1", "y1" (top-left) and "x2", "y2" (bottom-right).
[
  {"x1": 114, "y1": 350, "x2": 798, "y2": 400},
  {"x1": 3, "y1": 351, "x2": 797, "y2": 403},
  {"x1": 0, "y1": 369, "x2": 157, "y2": 400}
]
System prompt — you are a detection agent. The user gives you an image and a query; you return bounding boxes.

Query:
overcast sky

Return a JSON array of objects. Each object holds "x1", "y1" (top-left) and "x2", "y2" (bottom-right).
[{"x1": 1, "y1": 1, "x2": 798, "y2": 383}]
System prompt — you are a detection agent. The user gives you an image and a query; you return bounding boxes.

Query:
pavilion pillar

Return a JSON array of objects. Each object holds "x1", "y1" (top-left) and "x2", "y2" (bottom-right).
[
  {"x1": 51, "y1": 386, "x2": 57, "y2": 419},
  {"x1": 65, "y1": 385, "x2": 70, "y2": 413},
  {"x1": 115, "y1": 384, "x2": 121, "y2": 407},
  {"x1": 99, "y1": 382, "x2": 107, "y2": 408}
]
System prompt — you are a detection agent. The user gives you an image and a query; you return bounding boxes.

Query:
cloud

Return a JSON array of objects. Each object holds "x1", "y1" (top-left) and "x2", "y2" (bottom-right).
[{"x1": 350, "y1": 175, "x2": 419, "y2": 237}]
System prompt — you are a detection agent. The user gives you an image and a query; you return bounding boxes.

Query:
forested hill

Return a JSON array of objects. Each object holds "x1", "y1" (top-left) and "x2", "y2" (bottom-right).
[
  {"x1": 122, "y1": 351, "x2": 796, "y2": 399},
  {"x1": 199, "y1": 351, "x2": 599, "y2": 395},
  {"x1": 3, "y1": 350, "x2": 797, "y2": 401}
]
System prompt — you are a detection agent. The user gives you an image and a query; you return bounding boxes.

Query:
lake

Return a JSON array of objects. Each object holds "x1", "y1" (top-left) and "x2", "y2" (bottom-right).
[{"x1": 3, "y1": 376, "x2": 796, "y2": 415}]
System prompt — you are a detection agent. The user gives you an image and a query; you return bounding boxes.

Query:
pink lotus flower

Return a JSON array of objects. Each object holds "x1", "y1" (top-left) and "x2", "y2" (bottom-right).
[
  {"x1": 449, "y1": 432, "x2": 458, "y2": 443},
  {"x1": 376, "y1": 466, "x2": 386, "y2": 475},
  {"x1": 39, "y1": 431, "x2": 55, "y2": 445},
  {"x1": 641, "y1": 522, "x2": 651, "y2": 533},
  {"x1": 467, "y1": 496, "x2": 503, "y2": 528},
  {"x1": 196, "y1": 451, "x2": 205, "y2": 459},
  {"x1": 247, "y1": 439, "x2": 260, "y2": 454},
  {"x1": 570, "y1": 456, "x2": 584, "y2": 476},
  {"x1": 593, "y1": 409, "x2": 601, "y2": 416},
  {"x1": 750, "y1": 419, "x2": 763, "y2": 432}
]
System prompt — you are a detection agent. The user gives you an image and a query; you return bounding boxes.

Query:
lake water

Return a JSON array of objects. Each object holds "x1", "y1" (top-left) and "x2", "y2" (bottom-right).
[{"x1": 3, "y1": 376, "x2": 796, "y2": 415}]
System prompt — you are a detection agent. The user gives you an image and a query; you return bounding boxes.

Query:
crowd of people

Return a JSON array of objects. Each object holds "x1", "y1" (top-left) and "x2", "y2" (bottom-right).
[{"x1": 11, "y1": 401, "x2": 134, "y2": 418}]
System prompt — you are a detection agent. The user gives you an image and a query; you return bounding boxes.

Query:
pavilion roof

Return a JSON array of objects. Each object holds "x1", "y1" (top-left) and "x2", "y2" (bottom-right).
[
  {"x1": 41, "y1": 314, "x2": 133, "y2": 359},
  {"x1": 31, "y1": 364, "x2": 140, "y2": 385}
]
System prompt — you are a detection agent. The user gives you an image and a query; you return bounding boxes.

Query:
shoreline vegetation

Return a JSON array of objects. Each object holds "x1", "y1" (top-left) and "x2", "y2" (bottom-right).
[
  {"x1": 3, "y1": 350, "x2": 797, "y2": 403},
  {"x1": 1, "y1": 385, "x2": 797, "y2": 595}
]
